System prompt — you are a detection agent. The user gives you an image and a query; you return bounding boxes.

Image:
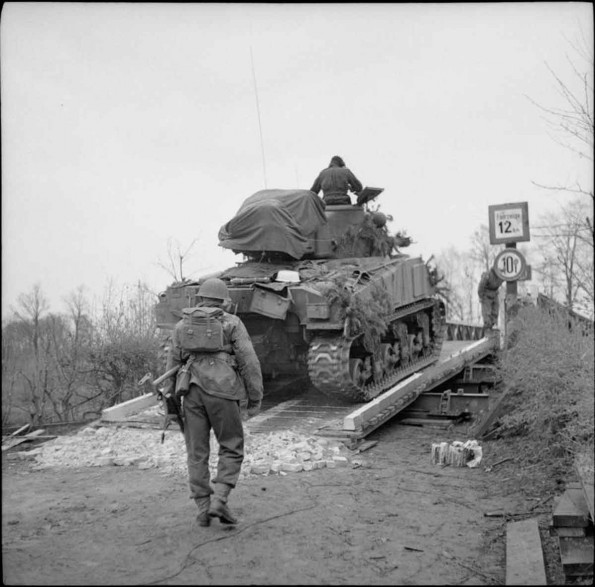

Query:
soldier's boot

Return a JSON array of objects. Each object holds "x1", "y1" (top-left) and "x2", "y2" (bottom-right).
[
  {"x1": 208, "y1": 482, "x2": 237, "y2": 525},
  {"x1": 194, "y1": 496, "x2": 211, "y2": 527}
]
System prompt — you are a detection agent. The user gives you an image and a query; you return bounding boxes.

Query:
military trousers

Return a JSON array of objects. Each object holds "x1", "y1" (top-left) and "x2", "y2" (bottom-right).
[
  {"x1": 182, "y1": 384, "x2": 244, "y2": 500},
  {"x1": 480, "y1": 294, "x2": 499, "y2": 329}
]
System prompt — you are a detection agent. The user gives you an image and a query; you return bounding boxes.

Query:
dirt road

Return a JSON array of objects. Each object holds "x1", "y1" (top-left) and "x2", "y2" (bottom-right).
[{"x1": 2, "y1": 422, "x2": 540, "y2": 585}]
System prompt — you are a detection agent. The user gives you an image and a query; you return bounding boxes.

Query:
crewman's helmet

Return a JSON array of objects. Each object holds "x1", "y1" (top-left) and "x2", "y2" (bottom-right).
[
  {"x1": 197, "y1": 278, "x2": 230, "y2": 302},
  {"x1": 371, "y1": 211, "x2": 388, "y2": 228}
]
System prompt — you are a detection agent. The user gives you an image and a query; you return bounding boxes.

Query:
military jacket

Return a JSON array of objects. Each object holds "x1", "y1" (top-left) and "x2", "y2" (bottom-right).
[
  {"x1": 310, "y1": 165, "x2": 363, "y2": 199},
  {"x1": 477, "y1": 269, "x2": 503, "y2": 299},
  {"x1": 165, "y1": 303, "x2": 263, "y2": 402}
]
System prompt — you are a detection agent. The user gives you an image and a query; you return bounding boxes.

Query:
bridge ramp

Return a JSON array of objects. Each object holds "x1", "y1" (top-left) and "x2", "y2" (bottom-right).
[{"x1": 248, "y1": 335, "x2": 500, "y2": 442}]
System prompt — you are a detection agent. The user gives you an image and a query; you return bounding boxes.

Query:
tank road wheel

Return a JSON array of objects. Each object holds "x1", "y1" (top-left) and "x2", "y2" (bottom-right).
[
  {"x1": 307, "y1": 300, "x2": 447, "y2": 404},
  {"x1": 409, "y1": 332, "x2": 423, "y2": 360},
  {"x1": 417, "y1": 312, "x2": 431, "y2": 352},
  {"x1": 395, "y1": 322, "x2": 410, "y2": 365},
  {"x1": 378, "y1": 342, "x2": 397, "y2": 377},
  {"x1": 391, "y1": 341, "x2": 401, "y2": 365},
  {"x1": 372, "y1": 354, "x2": 384, "y2": 382},
  {"x1": 349, "y1": 359, "x2": 366, "y2": 389}
]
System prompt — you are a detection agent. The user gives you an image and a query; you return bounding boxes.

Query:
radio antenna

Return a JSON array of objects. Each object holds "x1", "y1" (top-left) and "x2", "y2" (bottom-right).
[{"x1": 250, "y1": 45, "x2": 268, "y2": 188}]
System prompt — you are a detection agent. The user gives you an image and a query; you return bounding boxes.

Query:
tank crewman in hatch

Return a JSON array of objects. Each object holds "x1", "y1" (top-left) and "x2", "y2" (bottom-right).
[
  {"x1": 163, "y1": 277, "x2": 263, "y2": 527},
  {"x1": 310, "y1": 155, "x2": 363, "y2": 205},
  {"x1": 477, "y1": 265, "x2": 504, "y2": 329}
]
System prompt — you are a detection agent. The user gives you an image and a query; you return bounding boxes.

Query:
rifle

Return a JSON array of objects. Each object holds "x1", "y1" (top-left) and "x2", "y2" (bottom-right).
[{"x1": 138, "y1": 365, "x2": 184, "y2": 443}]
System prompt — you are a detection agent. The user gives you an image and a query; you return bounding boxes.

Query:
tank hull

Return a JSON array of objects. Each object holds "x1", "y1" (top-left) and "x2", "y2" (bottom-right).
[{"x1": 156, "y1": 254, "x2": 446, "y2": 402}]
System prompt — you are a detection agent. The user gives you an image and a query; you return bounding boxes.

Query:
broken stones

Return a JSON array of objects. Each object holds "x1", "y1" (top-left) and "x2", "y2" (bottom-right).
[
  {"x1": 249, "y1": 463, "x2": 272, "y2": 475},
  {"x1": 29, "y1": 411, "x2": 353, "y2": 479},
  {"x1": 281, "y1": 462, "x2": 303, "y2": 473}
]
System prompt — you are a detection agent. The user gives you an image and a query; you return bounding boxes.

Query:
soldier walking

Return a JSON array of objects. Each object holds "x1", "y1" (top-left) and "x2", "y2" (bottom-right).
[{"x1": 163, "y1": 278, "x2": 263, "y2": 527}]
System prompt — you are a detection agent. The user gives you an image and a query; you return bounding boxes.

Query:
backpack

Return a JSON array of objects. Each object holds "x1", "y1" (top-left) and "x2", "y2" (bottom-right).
[{"x1": 177, "y1": 307, "x2": 227, "y2": 353}]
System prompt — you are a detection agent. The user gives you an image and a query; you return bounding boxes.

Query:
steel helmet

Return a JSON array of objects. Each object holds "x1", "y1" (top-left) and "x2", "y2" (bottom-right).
[
  {"x1": 371, "y1": 211, "x2": 388, "y2": 228},
  {"x1": 197, "y1": 278, "x2": 230, "y2": 302}
]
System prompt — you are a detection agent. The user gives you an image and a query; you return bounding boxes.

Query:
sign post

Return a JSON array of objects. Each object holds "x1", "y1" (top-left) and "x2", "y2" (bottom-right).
[{"x1": 488, "y1": 202, "x2": 531, "y2": 347}]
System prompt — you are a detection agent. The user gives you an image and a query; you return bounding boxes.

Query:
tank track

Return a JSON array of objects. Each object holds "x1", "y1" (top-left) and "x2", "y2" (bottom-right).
[{"x1": 307, "y1": 299, "x2": 446, "y2": 402}]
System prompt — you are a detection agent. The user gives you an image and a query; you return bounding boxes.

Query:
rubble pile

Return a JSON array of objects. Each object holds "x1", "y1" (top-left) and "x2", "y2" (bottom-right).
[{"x1": 24, "y1": 418, "x2": 354, "y2": 480}]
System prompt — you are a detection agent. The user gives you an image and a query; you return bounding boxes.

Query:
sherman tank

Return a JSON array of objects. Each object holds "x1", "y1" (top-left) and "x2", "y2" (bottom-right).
[{"x1": 155, "y1": 188, "x2": 446, "y2": 403}]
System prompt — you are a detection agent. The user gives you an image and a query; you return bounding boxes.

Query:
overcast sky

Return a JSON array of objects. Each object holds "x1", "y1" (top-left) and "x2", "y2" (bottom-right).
[{"x1": 1, "y1": 2, "x2": 593, "y2": 317}]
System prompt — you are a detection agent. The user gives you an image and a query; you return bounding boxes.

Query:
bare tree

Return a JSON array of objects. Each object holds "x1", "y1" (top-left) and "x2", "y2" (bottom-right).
[
  {"x1": 529, "y1": 33, "x2": 594, "y2": 239},
  {"x1": 469, "y1": 224, "x2": 498, "y2": 272},
  {"x1": 45, "y1": 286, "x2": 96, "y2": 420},
  {"x1": 2, "y1": 285, "x2": 92, "y2": 424},
  {"x1": 89, "y1": 281, "x2": 160, "y2": 407},
  {"x1": 2, "y1": 319, "x2": 21, "y2": 425},
  {"x1": 2, "y1": 281, "x2": 163, "y2": 426},
  {"x1": 9, "y1": 284, "x2": 53, "y2": 424},
  {"x1": 533, "y1": 256, "x2": 561, "y2": 300},
  {"x1": 534, "y1": 198, "x2": 594, "y2": 311},
  {"x1": 157, "y1": 237, "x2": 200, "y2": 283},
  {"x1": 434, "y1": 247, "x2": 481, "y2": 324},
  {"x1": 530, "y1": 32, "x2": 593, "y2": 166},
  {"x1": 525, "y1": 33, "x2": 594, "y2": 317}
]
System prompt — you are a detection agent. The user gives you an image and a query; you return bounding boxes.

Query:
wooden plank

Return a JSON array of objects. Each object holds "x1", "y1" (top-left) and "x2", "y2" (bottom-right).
[
  {"x1": 566, "y1": 482, "x2": 592, "y2": 517},
  {"x1": 582, "y1": 482, "x2": 594, "y2": 524},
  {"x1": 1, "y1": 429, "x2": 46, "y2": 451},
  {"x1": 426, "y1": 338, "x2": 498, "y2": 390},
  {"x1": 3, "y1": 424, "x2": 31, "y2": 439},
  {"x1": 101, "y1": 393, "x2": 157, "y2": 422},
  {"x1": 575, "y1": 461, "x2": 594, "y2": 524},
  {"x1": 343, "y1": 373, "x2": 423, "y2": 431},
  {"x1": 399, "y1": 417, "x2": 452, "y2": 429},
  {"x1": 553, "y1": 485, "x2": 590, "y2": 528},
  {"x1": 356, "y1": 440, "x2": 378, "y2": 452},
  {"x1": 550, "y1": 526, "x2": 586, "y2": 537},
  {"x1": 559, "y1": 536, "x2": 594, "y2": 577},
  {"x1": 475, "y1": 385, "x2": 512, "y2": 438},
  {"x1": 505, "y1": 518, "x2": 547, "y2": 585}
]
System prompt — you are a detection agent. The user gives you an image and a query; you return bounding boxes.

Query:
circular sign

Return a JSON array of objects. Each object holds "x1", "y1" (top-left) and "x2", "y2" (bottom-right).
[{"x1": 494, "y1": 249, "x2": 526, "y2": 281}]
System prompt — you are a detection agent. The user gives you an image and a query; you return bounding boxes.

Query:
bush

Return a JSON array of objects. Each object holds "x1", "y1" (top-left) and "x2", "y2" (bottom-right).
[{"x1": 496, "y1": 305, "x2": 594, "y2": 468}]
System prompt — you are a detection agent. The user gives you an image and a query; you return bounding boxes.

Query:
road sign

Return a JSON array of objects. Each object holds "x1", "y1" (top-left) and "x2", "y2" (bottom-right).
[
  {"x1": 494, "y1": 248, "x2": 527, "y2": 281},
  {"x1": 488, "y1": 202, "x2": 530, "y2": 244}
]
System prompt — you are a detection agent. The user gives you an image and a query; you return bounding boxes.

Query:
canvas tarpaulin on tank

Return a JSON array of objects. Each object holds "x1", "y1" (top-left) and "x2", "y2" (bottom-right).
[{"x1": 218, "y1": 189, "x2": 328, "y2": 259}]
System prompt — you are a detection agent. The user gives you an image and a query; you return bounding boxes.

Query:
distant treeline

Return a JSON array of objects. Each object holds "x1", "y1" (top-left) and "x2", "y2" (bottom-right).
[{"x1": 2, "y1": 282, "x2": 164, "y2": 427}]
